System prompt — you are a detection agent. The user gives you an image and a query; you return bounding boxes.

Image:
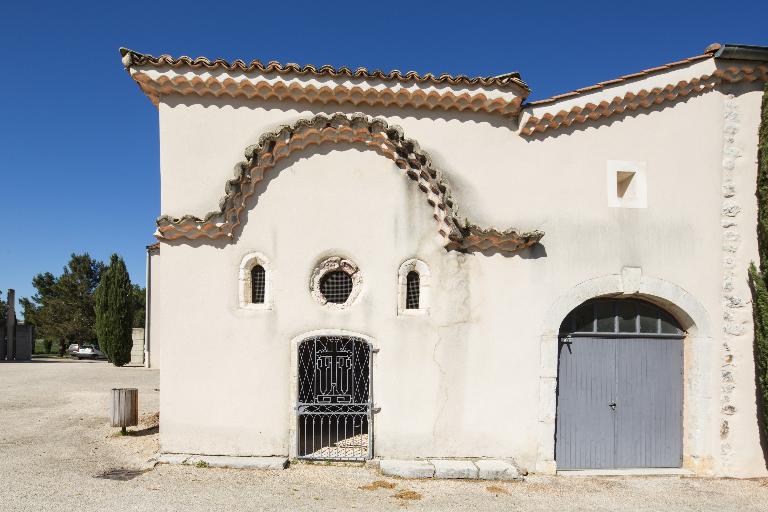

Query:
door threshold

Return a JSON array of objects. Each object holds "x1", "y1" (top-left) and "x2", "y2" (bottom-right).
[{"x1": 557, "y1": 468, "x2": 692, "y2": 477}]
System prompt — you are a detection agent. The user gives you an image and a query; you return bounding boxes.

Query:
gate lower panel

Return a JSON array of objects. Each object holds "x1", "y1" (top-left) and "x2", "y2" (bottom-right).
[{"x1": 298, "y1": 404, "x2": 370, "y2": 460}]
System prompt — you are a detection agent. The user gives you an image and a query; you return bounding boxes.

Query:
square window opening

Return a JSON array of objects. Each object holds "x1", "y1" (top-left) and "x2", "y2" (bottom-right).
[{"x1": 616, "y1": 170, "x2": 636, "y2": 199}]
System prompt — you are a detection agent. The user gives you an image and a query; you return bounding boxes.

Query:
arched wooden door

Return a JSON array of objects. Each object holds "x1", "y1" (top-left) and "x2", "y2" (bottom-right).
[{"x1": 555, "y1": 299, "x2": 684, "y2": 470}]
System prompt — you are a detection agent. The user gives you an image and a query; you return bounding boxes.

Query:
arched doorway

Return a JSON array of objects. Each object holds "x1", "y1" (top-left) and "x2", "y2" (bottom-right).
[
  {"x1": 555, "y1": 298, "x2": 684, "y2": 470},
  {"x1": 296, "y1": 335, "x2": 372, "y2": 461}
]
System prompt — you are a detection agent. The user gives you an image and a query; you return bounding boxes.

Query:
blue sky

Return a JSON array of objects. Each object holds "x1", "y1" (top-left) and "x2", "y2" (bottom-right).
[{"x1": 0, "y1": 0, "x2": 766, "y2": 311}]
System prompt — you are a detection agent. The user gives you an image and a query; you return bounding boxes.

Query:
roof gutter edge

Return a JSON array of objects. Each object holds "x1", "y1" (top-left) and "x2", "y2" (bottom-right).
[{"x1": 714, "y1": 44, "x2": 768, "y2": 62}]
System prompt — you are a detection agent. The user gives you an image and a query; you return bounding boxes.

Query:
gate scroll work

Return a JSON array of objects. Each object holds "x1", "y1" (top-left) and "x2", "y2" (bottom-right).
[{"x1": 297, "y1": 336, "x2": 372, "y2": 460}]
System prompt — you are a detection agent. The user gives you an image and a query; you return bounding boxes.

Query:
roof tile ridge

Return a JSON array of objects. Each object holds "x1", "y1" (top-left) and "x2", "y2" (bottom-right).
[
  {"x1": 524, "y1": 47, "x2": 717, "y2": 108},
  {"x1": 119, "y1": 47, "x2": 529, "y2": 93}
]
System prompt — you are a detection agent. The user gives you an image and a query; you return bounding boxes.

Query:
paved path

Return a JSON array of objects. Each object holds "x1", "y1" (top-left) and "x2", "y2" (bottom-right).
[{"x1": 1, "y1": 358, "x2": 767, "y2": 511}]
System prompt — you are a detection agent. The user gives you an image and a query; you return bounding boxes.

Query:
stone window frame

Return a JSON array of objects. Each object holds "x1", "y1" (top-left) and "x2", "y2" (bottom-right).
[
  {"x1": 238, "y1": 252, "x2": 272, "y2": 310},
  {"x1": 310, "y1": 257, "x2": 363, "y2": 310},
  {"x1": 398, "y1": 258, "x2": 430, "y2": 316}
]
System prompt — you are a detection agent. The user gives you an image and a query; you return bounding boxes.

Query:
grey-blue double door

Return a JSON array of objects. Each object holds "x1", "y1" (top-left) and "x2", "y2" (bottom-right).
[{"x1": 555, "y1": 336, "x2": 683, "y2": 469}]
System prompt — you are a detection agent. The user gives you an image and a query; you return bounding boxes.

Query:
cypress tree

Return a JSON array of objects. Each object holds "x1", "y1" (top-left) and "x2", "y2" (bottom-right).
[
  {"x1": 95, "y1": 254, "x2": 134, "y2": 367},
  {"x1": 750, "y1": 83, "x2": 768, "y2": 435}
]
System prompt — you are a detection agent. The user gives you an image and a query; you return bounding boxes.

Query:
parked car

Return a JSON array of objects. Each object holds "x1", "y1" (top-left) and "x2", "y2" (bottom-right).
[
  {"x1": 66, "y1": 343, "x2": 80, "y2": 356},
  {"x1": 74, "y1": 344, "x2": 106, "y2": 360}
]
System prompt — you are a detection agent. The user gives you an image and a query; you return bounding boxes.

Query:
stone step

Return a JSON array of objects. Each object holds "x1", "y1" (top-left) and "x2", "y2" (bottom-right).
[
  {"x1": 155, "y1": 453, "x2": 289, "y2": 470},
  {"x1": 380, "y1": 458, "x2": 521, "y2": 481}
]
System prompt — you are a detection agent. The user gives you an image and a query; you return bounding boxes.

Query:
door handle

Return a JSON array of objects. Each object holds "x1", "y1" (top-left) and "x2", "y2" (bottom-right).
[{"x1": 609, "y1": 401, "x2": 617, "y2": 410}]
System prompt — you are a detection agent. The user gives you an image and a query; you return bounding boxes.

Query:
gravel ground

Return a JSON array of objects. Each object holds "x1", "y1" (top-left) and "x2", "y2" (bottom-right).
[{"x1": 1, "y1": 359, "x2": 767, "y2": 511}]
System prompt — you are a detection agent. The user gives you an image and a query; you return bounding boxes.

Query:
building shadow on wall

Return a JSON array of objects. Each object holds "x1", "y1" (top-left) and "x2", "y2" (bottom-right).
[
  {"x1": 163, "y1": 94, "x2": 518, "y2": 131},
  {"x1": 155, "y1": 140, "x2": 529, "y2": 252},
  {"x1": 227, "y1": 143, "x2": 487, "y2": 248},
  {"x1": 163, "y1": 236, "x2": 232, "y2": 251},
  {"x1": 466, "y1": 242, "x2": 547, "y2": 259},
  {"x1": 521, "y1": 92, "x2": 708, "y2": 143}
]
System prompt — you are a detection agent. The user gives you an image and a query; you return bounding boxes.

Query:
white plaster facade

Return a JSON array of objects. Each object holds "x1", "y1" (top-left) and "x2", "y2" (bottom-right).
[{"x1": 132, "y1": 45, "x2": 768, "y2": 476}]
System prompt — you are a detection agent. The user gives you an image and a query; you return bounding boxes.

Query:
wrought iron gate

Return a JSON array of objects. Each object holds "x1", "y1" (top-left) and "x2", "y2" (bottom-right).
[{"x1": 297, "y1": 336, "x2": 372, "y2": 460}]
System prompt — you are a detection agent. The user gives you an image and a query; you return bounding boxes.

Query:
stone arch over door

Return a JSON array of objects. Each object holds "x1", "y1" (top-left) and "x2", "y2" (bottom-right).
[{"x1": 535, "y1": 271, "x2": 713, "y2": 474}]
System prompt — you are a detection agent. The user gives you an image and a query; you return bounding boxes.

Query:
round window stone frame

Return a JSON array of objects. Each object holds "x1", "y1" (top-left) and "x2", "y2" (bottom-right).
[{"x1": 310, "y1": 257, "x2": 363, "y2": 310}]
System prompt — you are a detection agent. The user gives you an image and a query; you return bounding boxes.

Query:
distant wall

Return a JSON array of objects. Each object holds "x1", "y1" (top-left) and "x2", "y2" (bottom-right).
[
  {"x1": 13, "y1": 324, "x2": 34, "y2": 361},
  {"x1": 131, "y1": 328, "x2": 145, "y2": 366}
]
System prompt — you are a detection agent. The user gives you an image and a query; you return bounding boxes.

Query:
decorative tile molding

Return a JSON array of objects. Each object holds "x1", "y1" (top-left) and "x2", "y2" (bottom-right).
[
  {"x1": 120, "y1": 48, "x2": 528, "y2": 115},
  {"x1": 154, "y1": 113, "x2": 544, "y2": 254}
]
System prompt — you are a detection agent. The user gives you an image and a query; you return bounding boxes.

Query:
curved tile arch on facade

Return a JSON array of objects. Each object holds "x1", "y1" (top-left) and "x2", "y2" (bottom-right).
[{"x1": 154, "y1": 113, "x2": 544, "y2": 254}]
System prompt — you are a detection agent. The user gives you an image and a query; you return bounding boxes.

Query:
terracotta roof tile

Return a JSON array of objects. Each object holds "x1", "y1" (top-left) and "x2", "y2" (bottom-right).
[
  {"x1": 120, "y1": 48, "x2": 529, "y2": 92},
  {"x1": 525, "y1": 46, "x2": 718, "y2": 107},
  {"x1": 521, "y1": 62, "x2": 768, "y2": 135}
]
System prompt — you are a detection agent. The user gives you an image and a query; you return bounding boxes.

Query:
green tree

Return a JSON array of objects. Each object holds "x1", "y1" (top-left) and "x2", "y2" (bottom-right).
[
  {"x1": 95, "y1": 254, "x2": 134, "y2": 366},
  {"x1": 750, "y1": 82, "x2": 768, "y2": 436},
  {"x1": 20, "y1": 254, "x2": 104, "y2": 356},
  {"x1": 0, "y1": 289, "x2": 6, "y2": 325},
  {"x1": 131, "y1": 284, "x2": 146, "y2": 328}
]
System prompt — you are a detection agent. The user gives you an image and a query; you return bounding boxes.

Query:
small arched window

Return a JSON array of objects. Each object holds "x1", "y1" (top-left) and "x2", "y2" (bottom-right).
[
  {"x1": 251, "y1": 265, "x2": 266, "y2": 304},
  {"x1": 398, "y1": 259, "x2": 429, "y2": 315},
  {"x1": 239, "y1": 252, "x2": 271, "y2": 310},
  {"x1": 406, "y1": 271, "x2": 420, "y2": 309}
]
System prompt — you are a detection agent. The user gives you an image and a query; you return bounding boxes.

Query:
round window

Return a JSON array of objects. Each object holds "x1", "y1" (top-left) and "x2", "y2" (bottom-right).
[
  {"x1": 319, "y1": 270, "x2": 353, "y2": 303},
  {"x1": 310, "y1": 257, "x2": 362, "y2": 309}
]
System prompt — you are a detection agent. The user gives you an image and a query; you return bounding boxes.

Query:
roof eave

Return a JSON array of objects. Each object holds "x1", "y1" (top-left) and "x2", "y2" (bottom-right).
[
  {"x1": 714, "y1": 44, "x2": 768, "y2": 62},
  {"x1": 119, "y1": 47, "x2": 530, "y2": 95}
]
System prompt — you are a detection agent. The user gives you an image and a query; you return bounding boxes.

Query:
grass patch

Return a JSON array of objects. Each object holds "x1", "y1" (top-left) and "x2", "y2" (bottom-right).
[
  {"x1": 392, "y1": 490, "x2": 422, "y2": 501},
  {"x1": 359, "y1": 480, "x2": 396, "y2": 491},
  {"x1": 195, "y1": 460, "x2": 209, "y2": 468}
]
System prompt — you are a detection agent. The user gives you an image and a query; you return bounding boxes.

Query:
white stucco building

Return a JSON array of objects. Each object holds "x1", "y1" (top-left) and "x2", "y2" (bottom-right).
[{"x1": 125, "y1": 43, "x2": 768, "y2": 476}]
